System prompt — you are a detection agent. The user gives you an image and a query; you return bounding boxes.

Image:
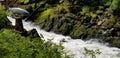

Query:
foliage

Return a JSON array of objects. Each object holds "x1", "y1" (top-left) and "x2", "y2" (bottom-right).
[
  {"x1": 103, "y1": 0, "x2": 112, "y2": 6},
  {"x1": 81, "y1": 6, "x2": 90, "y2": 14},
  {"x1": 20, "y1": 0, "x2": 30, "y2": 4},
  {"x1": 55, "y1": 4, "x2": 70, "y2": 14},
  {"x1": 83, "y1": 48, "x2": 101, "y2": 58},
  {"x1": 109, "y1": 0, "x2": 120, "y2": 11},
  {"x1": 37, "y1": 9, "x2": 55, "y2": 28},
  {"x1": 55, "y1": 0, "x2": 71, "y2": 13},
  {"x1": 0, "y1": 5, "x2": 11, "y2": 29},
  {"x1": 0, "y1": 29, "x2": 68, "y2": 58},
  {"x1": 38, "y1": 9, "x2": 55, "y2": 22},
  {"x1": 9, "y1": 0, "x2": 120, "y2": 48}
]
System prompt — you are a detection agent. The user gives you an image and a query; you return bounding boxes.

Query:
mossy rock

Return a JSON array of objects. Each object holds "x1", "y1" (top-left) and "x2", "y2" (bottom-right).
[
  {"x1": 59, "y1": 23, "x2": 67, "y2": 34},
  {"x1": 55, "y1": 1, "x2": 70, "y2": 14},
  {"x1": 102, "y1": 37, "x2": 120, "y2": 48},
  {"x1": 114, "y1": 22, "x2": 120, "y2": 29},
  {"x1": 37, "y1": 8, "x2": 55, "y2": 29},
  {"x1": 112, "y1": 39, "x2": 120, "y2": 48},
  {"x1": 70, "y1": 22, "x2": 87, "y2": 39},
  {"x1": 59, "y1": 22, "x2": 72, "y2": 35},
  {"x1": 86, "y1": 28, "x2": 97, "y2": 38},
  {"x1": 52, "y1": 18, "x2": 66, "y2": 33},
  {"x1": 52, "y1": 23, "x2": 60, "y2": 33},
  {"x1": 44, "y1": 18, "x2": 54, "y2": 31},
  {"x1": 101, "y1": 18, "x2": 116, "y2": 29}
]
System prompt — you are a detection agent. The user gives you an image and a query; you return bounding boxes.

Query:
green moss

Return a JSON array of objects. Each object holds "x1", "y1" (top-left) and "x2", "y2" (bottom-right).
[
  {"x1": 81, "y1": 6, "x2": 90, "y2": 14},
  {"x1": 44, "y1": 18, "x2": 54, "y2": 31},
  {"x1": 59, "y1": 23, "x2": 69, "y2": 35},
  {"x1": 20, "y1": 0, "x2": 30, "y2": 4},
  {"x1": 96, "y1": 10, "x2": 103, "y2": 14},
  {"x1": 37, "y1": 9, "x2": 55, "y2": 28},
  {"x1": 90, "y1": 12, "x2": 97, "y2": 18},
  {"x1": 53, "y1": 23, "x2": 59, "y2": 33},
  {"x1": 70, "y1": 22, "x2": 87, "y2": 38},
  {"x1": 86, "y1": 28, "x2": 98, "y2": 38},
  {"x1": 53, "y1": 19, "x2": 63, "y2": 33},
  {"x1": 37, "y1": 9, "x2": 55, "y2": 23},
  {"x1": 112, "y1": 39, "x2": 120, "y2": 48},
  {"x1": 55, "y1": 0, "x2": 70, "y2": 13},
  {"x1": 109, "y1": 0, "x2": 120, "y2": 11}
]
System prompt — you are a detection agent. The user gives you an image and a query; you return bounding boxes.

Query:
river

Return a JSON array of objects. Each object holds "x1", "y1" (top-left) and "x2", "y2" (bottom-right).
[{"x1": 7, "y1": 16, "x2": 120, "y2": 58}]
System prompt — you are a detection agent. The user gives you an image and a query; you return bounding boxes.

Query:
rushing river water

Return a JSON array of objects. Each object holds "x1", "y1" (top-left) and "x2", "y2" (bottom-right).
[{"x1": 7, "y1": 16, "x2": 120, "y2": 58}]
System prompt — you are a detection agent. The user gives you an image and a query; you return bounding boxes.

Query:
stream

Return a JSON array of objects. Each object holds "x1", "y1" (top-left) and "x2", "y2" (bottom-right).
[{"x1": 7, "y1": 7, "x2": 120, "y2": 58}]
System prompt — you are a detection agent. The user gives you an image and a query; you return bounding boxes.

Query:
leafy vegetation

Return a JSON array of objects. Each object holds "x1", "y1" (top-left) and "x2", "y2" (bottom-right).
[
  {"x1": 0, "y1": 1, "x2": 120, "y2": 58},
  {"x1": 83, "y1": 48, "x2": 101, "y2": 58},
  {"x1": 25, "y1": 0, "x2": 120, "y2": 47},
  {"x1": 0, "y1": 29, "x2": 68, "y2": 58},
  {"x1": 0, "y1": 5, "x2": 11, "y2": 29},
  {"x1": 0, "y1": 0, "x2": 120, "y2": 58}
]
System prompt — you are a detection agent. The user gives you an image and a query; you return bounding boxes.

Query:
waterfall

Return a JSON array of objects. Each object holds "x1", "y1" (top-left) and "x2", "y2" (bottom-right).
[{"x1": 7, "y1": 8, "x2": 120, "y2": 58}]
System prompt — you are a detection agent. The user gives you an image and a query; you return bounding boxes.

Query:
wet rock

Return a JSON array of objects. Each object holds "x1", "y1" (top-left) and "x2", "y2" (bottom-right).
[
  {"x1": 14, "y1": 16, "x2": 28, "y2": 36},
  {"x1": 28, "y1": 29, "x2": 40, "y2": 38}
]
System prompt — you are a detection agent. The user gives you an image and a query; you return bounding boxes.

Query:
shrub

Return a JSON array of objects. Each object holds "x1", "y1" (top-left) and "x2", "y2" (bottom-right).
[
  {"x1": 0, "y1": 29, "x2": 68, "y2": 58},
  {"x1": 0, "y1": 5, "x2": 11, "y2": 29}
]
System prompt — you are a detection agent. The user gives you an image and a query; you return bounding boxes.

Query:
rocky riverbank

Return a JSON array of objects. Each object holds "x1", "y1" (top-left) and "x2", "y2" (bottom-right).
[
  {"x1": 32, "y1": 0, "x2": 120, "y2": 47},
  {"x1": 4, "y1": 0, "x2": 120, "y2": 48}
]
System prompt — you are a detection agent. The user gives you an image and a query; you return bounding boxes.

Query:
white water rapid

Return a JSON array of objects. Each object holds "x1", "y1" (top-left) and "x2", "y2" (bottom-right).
[{"x1": 7, "y1": 16, "x2": 120, "y2": 58}]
